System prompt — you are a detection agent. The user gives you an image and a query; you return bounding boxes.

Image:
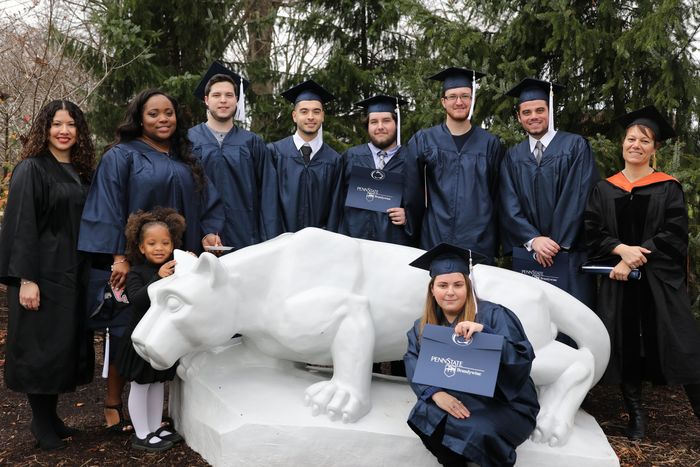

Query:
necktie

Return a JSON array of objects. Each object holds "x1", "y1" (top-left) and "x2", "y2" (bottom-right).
[
  {"x1": 534, "y1": 140, "x2": 544, "y2": 166},
  {"x1": 300, "y1": 145, "x2": 312, "y2": 165},
  {"x1": 377, "y1": 151, "x2": 386, "y2": 170}
]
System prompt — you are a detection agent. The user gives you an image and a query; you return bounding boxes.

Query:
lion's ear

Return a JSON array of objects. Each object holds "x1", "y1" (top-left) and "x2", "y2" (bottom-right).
[
  {"x1": 173, "y1": 249, "x2": 198, "y2": 276},
  {"x1": 193, "y1": 252, "x2": 228, "y2": 288}
]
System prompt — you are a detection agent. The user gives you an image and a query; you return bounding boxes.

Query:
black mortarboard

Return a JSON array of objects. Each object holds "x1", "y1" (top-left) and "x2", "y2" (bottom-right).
[
  {"x1": 427, "y1": 67, "x2": 485, "y2": 93},
  {"x1": 193, "y1": 61, "x2": 250, "y2": 101},
  {"x1": 355, "y1": 94, "x2": 407, "y2": 113},
  {"x1": 616, "y1": 105, "x2": 676, "y2": 141},
  {"x1": 409, "y1": 243, "x2": 488, "y2": 278},
  {"x1": 505, "y1": 78, "x2": 564, "y2": 103},
  {"x1": 281, "y1": 80, "x2": 335, "y2": 105}
]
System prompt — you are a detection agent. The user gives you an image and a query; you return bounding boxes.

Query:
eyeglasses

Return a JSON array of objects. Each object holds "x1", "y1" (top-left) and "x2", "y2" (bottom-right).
[{"x1": 443, "y1": 94, "x2": 472, "y2": 102}]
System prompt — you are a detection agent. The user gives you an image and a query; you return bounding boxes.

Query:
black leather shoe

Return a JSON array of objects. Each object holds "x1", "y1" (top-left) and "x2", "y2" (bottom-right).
[
  {"x1": 30, "y1": 420, "x2": 66, "y2": 451},
  {"x1": 131, "y1": 433, "x2": 174, "y2": 452},
  {"x1": 621, "y1": 382, "x2": 647, "y2": 440},
  {"x1": 155, "y1": 426, "x2": 183, "y2": 444},
  {"x1": 52, "y1": 417, "x2": 80, "y2": 439}
]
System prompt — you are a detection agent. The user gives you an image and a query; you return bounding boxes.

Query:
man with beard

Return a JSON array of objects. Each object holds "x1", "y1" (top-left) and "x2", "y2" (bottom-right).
[
  {"x1": 268, "y1": 80, "x2": 343, "y2": 232},
  {"x1": 500, "y1": 78, "x2": 598, "y2": 309},
  {"x1": 403, "y1": 67, "x2": 504, "y2": 262},
  {"x1": 189, "y1": 61, "x2": 281, "y2": 250},
  {"x1": 336, "y1": 95, "x2": 420, "y2": 246}
]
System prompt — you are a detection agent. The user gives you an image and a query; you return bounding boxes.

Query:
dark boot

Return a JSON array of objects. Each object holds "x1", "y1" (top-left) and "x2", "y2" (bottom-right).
[
  {"x1": 46, "y1": 394, "x2": 79, "y2": 439},
  {"x1": 27, "y1": 394, "x2": 66, "y2": 451},
  {"x1": 683, "y1": 383, "x2": 700, "y2": 422},
  {"x1": 621, "y1": 382, "x2": 647, "y2": 440}
]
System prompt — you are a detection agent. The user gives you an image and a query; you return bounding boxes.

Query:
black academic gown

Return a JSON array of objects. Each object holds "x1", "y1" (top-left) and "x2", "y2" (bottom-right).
[
  {"x1": 0, "y1": 153, "x2": 94, "y2": 393},
  {"x1": 404, "y1": 301, "x2": 539, "y2": 467},
  {"x1": 585, "y1": 173, "x2": 700, "y2": 385},
  {"x1": 78, "y1": 139, "x2": 224, "y2": 255},
  {"x1": 337, "y1": 144, "x2": 418, "y2": 246},
  {"x1": 115, "y1": 262, "x2": 177, "y2": 384},
  {"x1": 268, "y1": 136, "x2": 343, "y2": 232},
  {"x1": 189, "y1": 123, "x2": 281, "y2": 249},
  {"x1": 403, "y1": 123, "x2": 504, "y2": 260},
  {"x1": 500, "y1": 131, "x2": 599, "y2": 307}
]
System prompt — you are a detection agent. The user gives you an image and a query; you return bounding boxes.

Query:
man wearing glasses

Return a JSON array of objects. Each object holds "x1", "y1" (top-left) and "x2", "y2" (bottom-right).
[{"x1": 403, "y1": 67, "x2": 504, "y2": 262}]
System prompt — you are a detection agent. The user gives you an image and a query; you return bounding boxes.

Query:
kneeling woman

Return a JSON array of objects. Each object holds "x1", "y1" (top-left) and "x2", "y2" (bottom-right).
[{"x1": 404, "y1": 244, "x2": 539, "y2": 467}]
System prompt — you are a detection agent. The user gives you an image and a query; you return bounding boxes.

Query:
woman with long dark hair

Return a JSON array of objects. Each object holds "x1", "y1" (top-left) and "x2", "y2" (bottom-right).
[
  {"x1": 0, "y1": 100, "x2": 96, "y2": 450},
  {"x1": 78, "y1": 89, "x2": 224, "y2": 434}
]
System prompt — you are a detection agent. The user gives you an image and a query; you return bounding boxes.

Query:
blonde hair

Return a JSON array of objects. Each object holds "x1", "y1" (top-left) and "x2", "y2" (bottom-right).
[{"x1": 418, "y1": 273, "x2": 476, "y2": 336}]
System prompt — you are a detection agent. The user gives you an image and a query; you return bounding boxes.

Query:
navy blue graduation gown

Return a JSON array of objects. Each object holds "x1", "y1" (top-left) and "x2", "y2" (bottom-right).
[
  {"x1": 78, "y1": 139, "x2": 224, "y2": 255},
  {"x1": 500, "y1": 131, "x2": 599, "y2": 307},
  {"x1": 0, "y1": 153, "x2": 94, "y2": 393},
  {"x1": 189, "y1": 123, "x2": 281, "y2": 249},
  {"x1": 403, "y1": 123, "x2": 504, "y2": 260},
  {"x1": 404, "y1": 301, "x2": 539, "y2": 467},
  {"x1": 268, "y1": 136, "x2": 343, "y2": 232},
  {"x1": 336, "y1": 144, "x2": 418, "y2": 246}
]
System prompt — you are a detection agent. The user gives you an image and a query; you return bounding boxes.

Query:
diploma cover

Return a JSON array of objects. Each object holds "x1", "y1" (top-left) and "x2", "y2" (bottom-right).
[
  {"x1": 345, "y1": 166, "x2": 403, "y2": 213},
  {"x1": 412, "y1": 324, "x2": 503, "y2": 397},
  {"x1": 512, "y1": 247, "x2": 569, "y2": 292}
]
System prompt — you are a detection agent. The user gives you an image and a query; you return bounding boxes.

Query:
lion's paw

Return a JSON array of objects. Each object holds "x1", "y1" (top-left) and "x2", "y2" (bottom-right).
[
  {"x1": 304, "y1": 380, "x2": 370, "y2": 423},
  {"x1": 531, "y1": 411, "x2": 573, "y2": 447}
]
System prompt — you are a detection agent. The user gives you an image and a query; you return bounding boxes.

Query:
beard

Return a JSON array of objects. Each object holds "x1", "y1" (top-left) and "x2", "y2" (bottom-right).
[
  {"x1": 369, "y1": 131, "x2": 397, "y2": 150},
  {"x1": 209, "y1": 107, "x2": 236, "y2": 122}
]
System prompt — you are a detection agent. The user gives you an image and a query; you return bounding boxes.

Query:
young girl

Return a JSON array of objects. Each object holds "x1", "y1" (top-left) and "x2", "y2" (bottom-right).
[{"x1": 116, "y1": 207, "x2": 186, "y2": 452}]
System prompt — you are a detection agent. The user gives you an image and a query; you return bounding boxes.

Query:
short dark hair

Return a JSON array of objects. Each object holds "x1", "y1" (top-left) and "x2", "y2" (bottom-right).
[
  {"x1": 204, "y1": 74, "x2": 237, "y2": 98},
  {"x1": 362, "y1": 111, "x2": 397, "y2": 130}
]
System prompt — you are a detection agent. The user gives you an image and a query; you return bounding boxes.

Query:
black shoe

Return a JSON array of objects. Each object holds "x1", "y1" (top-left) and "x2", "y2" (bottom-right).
[
  {"x1": 30, "y1": 420, "x2": 66, "y2": 451},
  {"x1": 51, "y1": 417, "x2": 80, "y2": 439},
  {"x1": 621, "y1": 382, "x2": 647, "y2": 440},
  {"x1": 155, "y1": 426, "x2": 183, "y2": 444},
  {"x1": 131, "y1": 433, "x2": 174, "y2": 452}
]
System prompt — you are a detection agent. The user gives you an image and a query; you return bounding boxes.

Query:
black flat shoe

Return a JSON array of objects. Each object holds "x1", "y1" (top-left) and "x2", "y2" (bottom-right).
[
  {"x1": 131, "y1": 433, "x2": 174, "y2": 452},
  {"x1": 104, "y1": 403, "x2": 134, "y2": 434},
  {"x1": 52, "y1": 417, "x2": 80, "y2": 439},
  {"x1": 30, "y1": 420, "x2": 66, "y2": 451},
  {"x1": 155, "y1": 426, "x2": 183, "y2": 444}
]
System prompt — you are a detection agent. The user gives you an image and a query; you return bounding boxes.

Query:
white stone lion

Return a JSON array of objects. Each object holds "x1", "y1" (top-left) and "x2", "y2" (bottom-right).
[{"x1": 131, "y1": 228, "x2": 609, "y2": 447}]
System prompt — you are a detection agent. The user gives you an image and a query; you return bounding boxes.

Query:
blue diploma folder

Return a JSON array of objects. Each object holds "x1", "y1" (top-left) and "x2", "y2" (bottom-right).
[
  {"x1": 512, "y1": 247, "x2": 569, "y2": 292},
  {"x1": 412, "y1": 324, "x2": 503, "y2": 397},
  {"x1": 345, "y1": 166, "x2": 403, "y2": 213}
]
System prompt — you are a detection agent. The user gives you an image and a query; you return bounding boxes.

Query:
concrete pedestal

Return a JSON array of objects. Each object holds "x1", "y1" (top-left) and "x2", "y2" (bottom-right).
[{"x1": 169, "y1": 341, "x2": 619, "y2": 467}]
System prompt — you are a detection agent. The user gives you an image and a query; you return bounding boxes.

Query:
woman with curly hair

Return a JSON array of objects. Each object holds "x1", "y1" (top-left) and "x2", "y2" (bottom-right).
[
  {"x1": 0, "y1": 100, "x2": 96, "y2": 450},
  {"x1": 115, "y1": 207, "x2": 186, "y2": 452},
  {"x1": 78, "y1": 89, "x2": 224, "y2": 434}
]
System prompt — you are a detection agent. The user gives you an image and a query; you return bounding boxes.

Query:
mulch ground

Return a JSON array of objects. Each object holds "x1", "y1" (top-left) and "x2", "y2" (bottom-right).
[{"x1": 0, "y1": 284, "x2": 698, "y2": 466}]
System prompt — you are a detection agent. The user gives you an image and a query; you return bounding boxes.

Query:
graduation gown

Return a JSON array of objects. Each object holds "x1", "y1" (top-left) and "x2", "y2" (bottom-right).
[
  {"x1": 584, "y1": 172, "x2": 700, "y2": 385},
  {"x1": 116, "y1": 262, "x2": 177, "y2": 384},
  {"x1": 336, "y1": 144, "x2": 418, "y2": 246},
  {"x1": 500, "y1": 131, "x2": 599, "y2": 307},
  {"x1": 403, "y1": 124, "x2": 504, "y2": 260},
  {"x1": 404, "y1": 301, "x2": 539, "y2": 467},
  {"x1": 78, "y1": 139, "x2": 224, "y2": 255},
  {"x1": 0, "y1": 153, "x2": 94, "y2": 393},
  {"x1": 268, "y1": 136, "x2": 343, "y2": 232},
  {"x1": 189, "y1": 123, "x2": 281, "y2": 249}
]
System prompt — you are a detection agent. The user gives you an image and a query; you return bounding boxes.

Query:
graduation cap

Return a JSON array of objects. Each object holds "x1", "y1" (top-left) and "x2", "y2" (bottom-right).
[
  {"x1": 409, "y1": 243, "x2": 488, "y2": 278},
  {"x1": 281, "y1": 79, "x2": 335, "y2": 105},
  {"x1": 355, "y1": 94, "x2": 408, "y2": 145},
  {"x1": 506, "y1": 78, "x2": 565, "y2": 132},
  {"x1": 194, "y1": 61, "x2": 250, "y2": 122},
  {"x1": 428, "y1": 67, "x2": 486, "y2": 120},
  {"x1": 615, "y1": 105, "x2": 676, "y2": 141}
]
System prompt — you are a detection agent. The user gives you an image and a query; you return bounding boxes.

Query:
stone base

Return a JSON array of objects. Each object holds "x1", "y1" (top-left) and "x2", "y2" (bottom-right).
[{"x1": 169, "y1": 341, "x2": 619, "y2": 467}]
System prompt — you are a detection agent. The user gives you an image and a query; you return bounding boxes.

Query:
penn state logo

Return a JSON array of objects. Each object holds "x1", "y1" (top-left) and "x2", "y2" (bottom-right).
[
  {"x1": 370, "y1": 170, "x2": 385, "y2": 181},
  {"x1": 365, "y1": 193, "x2": 375, "y2": 202},
  {"x1": 452, "y1": 333, "x2": 472, "y2": 346},
  {"x1": 444, "y1": 364, "x2": 456, "y2": 378}
]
